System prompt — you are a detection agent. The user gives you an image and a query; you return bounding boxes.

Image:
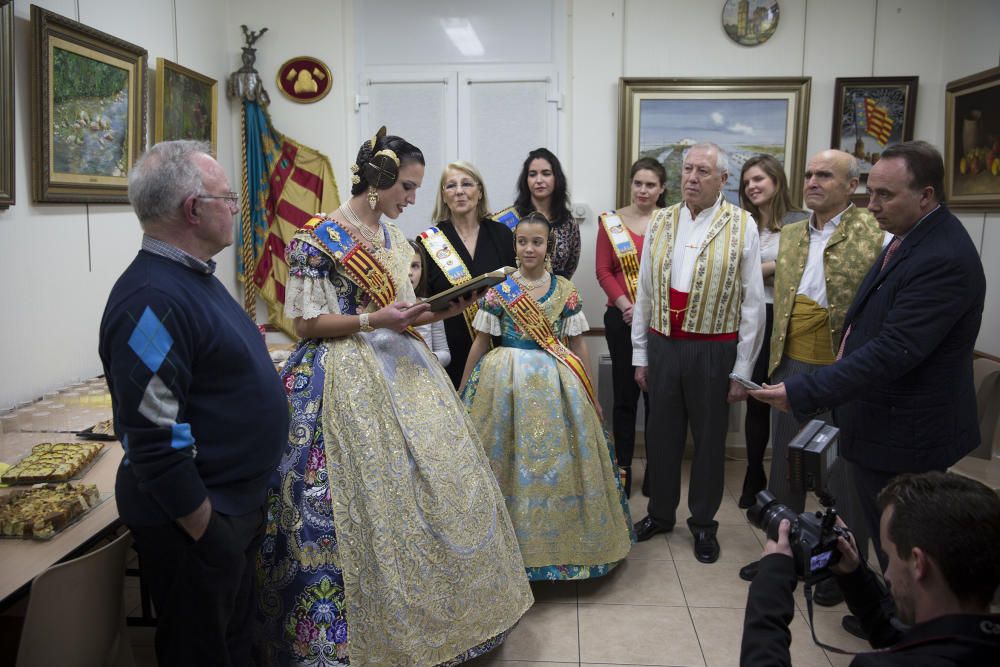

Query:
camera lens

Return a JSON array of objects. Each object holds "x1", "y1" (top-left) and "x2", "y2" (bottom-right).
[{"x1": 746, "y1": 490, "x2": 799, "y2": 542}]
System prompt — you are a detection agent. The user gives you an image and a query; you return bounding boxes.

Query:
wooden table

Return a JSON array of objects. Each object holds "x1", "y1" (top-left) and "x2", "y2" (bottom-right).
[{"x1": 0, "y1": 437, "x2": 122, "y2": 602}]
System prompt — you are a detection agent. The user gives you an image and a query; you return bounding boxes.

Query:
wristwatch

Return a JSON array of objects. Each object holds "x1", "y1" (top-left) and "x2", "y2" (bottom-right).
[{"x1": 358, "y1": 313, "x2": 373, "y2": 332}]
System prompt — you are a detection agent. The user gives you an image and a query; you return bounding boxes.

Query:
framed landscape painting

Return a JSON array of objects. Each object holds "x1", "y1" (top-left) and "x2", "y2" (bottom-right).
[
  {"x1": 617, "y1": 77, "x2": 811, "y2": 208},
  {"x1": 945, "y1": 65, "x2": 1000, "y2": 210},
  {"x1": 31, "y1": 5, "x2": 147, "y2": 203},
  {"x1": 155, "y1": 57, "x2": 217, "y2": 155}
]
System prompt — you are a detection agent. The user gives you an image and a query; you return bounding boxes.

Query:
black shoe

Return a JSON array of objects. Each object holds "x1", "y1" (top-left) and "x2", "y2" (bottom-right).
[
  {"x1": 738, "y1": 560, "x2": 759, "y2": 581},
  {"x1": 738, "y1": 468, "x2": 766, "y2": 509},
  {"x1": 634, "y1": 515, "x2": 672, "y2": 542},
  {"x1": 813, "y1": 578, "x2": 845, "y2": 606},
  {"x1": 841, "y1": 614, "x2": 868, "y2": 640},
  {"x1": 693, "y1": 529, "x2": 720, "y2": 563}
]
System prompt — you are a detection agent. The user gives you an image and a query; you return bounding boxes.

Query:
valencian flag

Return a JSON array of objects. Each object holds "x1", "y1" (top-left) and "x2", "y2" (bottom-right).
[
  {"x1": 853, "y1": 96, "x2": 894, "y2": 146},
  {"x1": 240, "y1": 101, "x2": 339, "y2": 336},
  {"x1": 230, "y1": 27, "x2": 339, "y2": 337}
]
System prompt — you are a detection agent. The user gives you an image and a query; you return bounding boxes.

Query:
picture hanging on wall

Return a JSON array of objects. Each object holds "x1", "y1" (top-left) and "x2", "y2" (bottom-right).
[
  {"x1": 155, "y1": 58, "x2": 218, "y2": 156},
  {"x1": 945, "y1": 65, "x2": 1000, "y2": 210},
  {"x1": 0, "y1": 0, "x2": 14, "y2": 208},
  {"x1": 831, "y1": 76, "x2": 917, "y2": 203},
  {"x1": 617, "y1": 77, "x2": 811, "y2": 208},
  {"x1": 31, "y1": 5, "x2": 147, "y2": 204},
  {"x1": 721, "y1": 0, "x2": 780, "y2": 47}
]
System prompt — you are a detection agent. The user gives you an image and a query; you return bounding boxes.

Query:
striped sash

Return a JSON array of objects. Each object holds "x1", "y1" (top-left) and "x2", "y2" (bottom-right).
[
  {"x1": 418, "y1": 226, "x2": 479, "y2": 338},
  {"x1": 600, "y1": 212, "x2": 641, "y2": 302}
]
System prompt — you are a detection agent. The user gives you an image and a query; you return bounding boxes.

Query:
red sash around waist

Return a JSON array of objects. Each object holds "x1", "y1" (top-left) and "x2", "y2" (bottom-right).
[{"x1": 648, "y1": 289, "x2": 738, "y2": 342}]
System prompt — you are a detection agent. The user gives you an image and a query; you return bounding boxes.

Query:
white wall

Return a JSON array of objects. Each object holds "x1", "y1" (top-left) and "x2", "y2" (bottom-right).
[
  {"x1": 0, "y1": 0, "x2": 236, "y2": 408},
  {"x1": 2, "y1": 0, "x2": 998, "y2": 408}
]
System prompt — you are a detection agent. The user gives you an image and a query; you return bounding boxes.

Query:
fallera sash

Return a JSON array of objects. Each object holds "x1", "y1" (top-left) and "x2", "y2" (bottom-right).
[
  {"x1": 600, "y1": 212, "x2": 641, "y2": 302},
  {"x1": 491, "y1": 277, "x2": 598, "y2": 409},
  {"x1": 304, "y1": 216, "x2": 419, "y2": 338},
  {"x1": 418, "y1": 226, "x2": 479, "y2": 339},
  {"x1": 491, "y1": 206, "x2": 521, "y2": 231}
]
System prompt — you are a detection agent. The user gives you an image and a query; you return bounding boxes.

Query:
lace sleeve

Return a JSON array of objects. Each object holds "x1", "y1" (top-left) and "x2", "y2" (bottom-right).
[
  {"x1": 471, "y1": 305, "x2": 501, "y2": 336},
  {"x1": 284, "y1": 237, "x2": 342, "y2": 319},
  {"x1": 561, "y1": 283, "x2": 589, "y2": 336}
]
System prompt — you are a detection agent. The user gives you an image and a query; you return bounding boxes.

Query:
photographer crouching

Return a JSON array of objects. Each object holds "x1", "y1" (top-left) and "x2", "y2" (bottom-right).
[{"x1": 741, "y1": 471, "x2": 1000, "y2": 665}]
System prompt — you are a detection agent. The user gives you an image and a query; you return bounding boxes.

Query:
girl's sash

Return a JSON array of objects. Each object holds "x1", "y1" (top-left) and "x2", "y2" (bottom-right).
[
  {"x1": 492, "y1": 277, "x2": 597, "y2": 409},
  {"x1": 304, "y1": 216, "x2": 418, "y2": 338},
  {"x1": 600, "y1": 212, "x2": 640, "y2": 303},
  {"x1": 418, "y1": 226, "x2": 479, "y2": 338}
]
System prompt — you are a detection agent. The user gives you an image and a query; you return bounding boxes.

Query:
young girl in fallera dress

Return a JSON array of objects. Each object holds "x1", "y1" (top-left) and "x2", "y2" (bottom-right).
[{"x1": 460, "y1": 212, "x2": 634, "y2": 581}]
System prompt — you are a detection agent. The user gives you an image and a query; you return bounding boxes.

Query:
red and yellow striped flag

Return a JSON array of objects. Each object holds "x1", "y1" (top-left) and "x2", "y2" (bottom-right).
[{"x1": 864, "y1": 98, "x2": 894, "y2": 146}]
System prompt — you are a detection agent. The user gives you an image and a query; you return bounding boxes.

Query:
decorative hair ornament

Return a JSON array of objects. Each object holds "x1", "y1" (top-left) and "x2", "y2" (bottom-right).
[{"x1": 350, "y1": 163, "x2": 360, "y2": 185}]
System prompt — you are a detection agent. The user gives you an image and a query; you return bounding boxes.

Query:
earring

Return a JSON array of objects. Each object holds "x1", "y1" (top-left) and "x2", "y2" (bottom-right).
[
  {"x1": 515, "y1": 257, "x2": 521, "y2": 269},
  {"x1": 368, "y1": 186, "x2": 379, "y2": 211},
  {"x1": 544, "y1": 254, "x2": 553, "y2": 272}
]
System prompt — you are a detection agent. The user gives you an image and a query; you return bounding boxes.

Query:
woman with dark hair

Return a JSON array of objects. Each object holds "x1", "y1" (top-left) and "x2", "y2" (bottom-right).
[
  {"x1": 595, "y1": 157, "x2": 666, "y2": 497},
  {"x1": 257, "y1": 128, "x2": 532, "y2": 666},
  {"x1": 736, "y1": 154, "x2": 806, "y2": 508},
  {"x1": 419, "y1": 161, "x2": 515, "y2": 388},
  {"x1": 503, "y1": 148, "x2": 580, "y2": 278},
  {"x1": 459, "y1": 212, "x2": 633, "y2": 581}
]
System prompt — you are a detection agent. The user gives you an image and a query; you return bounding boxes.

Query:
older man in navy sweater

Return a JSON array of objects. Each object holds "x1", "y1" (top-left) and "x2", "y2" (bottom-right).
[{"x1": 100, "y1": 141, "x2": 288, "y2": 666}]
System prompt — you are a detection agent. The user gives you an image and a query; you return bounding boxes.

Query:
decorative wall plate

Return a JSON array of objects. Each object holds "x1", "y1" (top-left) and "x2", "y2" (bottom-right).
[
  {"x1": 721, "y1": 0, "x2": 780, "y2": 47},
  {"x1": 276, "y1": 56, "x2": 332, "y2": 104}
]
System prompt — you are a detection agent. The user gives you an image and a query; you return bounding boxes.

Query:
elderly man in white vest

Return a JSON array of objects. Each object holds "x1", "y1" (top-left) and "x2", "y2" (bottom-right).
[{"x1": 632, "y1": 142, "x2": 765, "y2": 563}]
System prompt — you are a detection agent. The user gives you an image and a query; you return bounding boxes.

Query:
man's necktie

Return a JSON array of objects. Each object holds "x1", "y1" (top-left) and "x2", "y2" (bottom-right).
[{"x1": 836, "y1": 236, "x2": 902, "y2": 360}]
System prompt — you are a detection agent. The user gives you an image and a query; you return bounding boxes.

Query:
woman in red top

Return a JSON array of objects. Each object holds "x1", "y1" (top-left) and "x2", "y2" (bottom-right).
[{"x1": 595, "y1": 158, "x2": 666, "y2": 497}]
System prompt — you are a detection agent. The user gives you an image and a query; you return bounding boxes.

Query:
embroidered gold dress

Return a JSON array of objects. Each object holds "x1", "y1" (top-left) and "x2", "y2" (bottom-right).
[
  {"x1": 256, "y1": 220, "x2": 533, "y2": 666},
  {"x1": 462, "y1": 276, "x2": 633, "y2": 580}
]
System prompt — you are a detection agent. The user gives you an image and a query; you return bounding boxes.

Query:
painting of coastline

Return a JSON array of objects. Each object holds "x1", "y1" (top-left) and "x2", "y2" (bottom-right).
[
  {"x1": 637, "y1": 97, "x2": 789, "y2": 207},
  {"x1": 51, "y1": 42, "x2": 130, "y2": 178}
]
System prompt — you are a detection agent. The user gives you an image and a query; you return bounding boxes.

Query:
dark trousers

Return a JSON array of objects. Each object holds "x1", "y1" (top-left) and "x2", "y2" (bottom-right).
[
  {"x1": 130, "y1": 507, "x2": 265, "y2": 667},
  {"x1": 646, "y1": 334, "x2": 736, "y2": 532},
  {"x1": 743, "y1": 304, "x2": 774, "y2": 483},
  {"x1": 604, "y1": 306, "x2": 649, "y2": 469}
]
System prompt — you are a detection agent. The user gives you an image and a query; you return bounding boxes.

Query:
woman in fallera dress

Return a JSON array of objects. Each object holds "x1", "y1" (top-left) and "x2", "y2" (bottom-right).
[
  {"x1": 419, "y1": 161, "x2": 515, "y2": 388},
  {"x1": 256, "y1": 128, "x2": 532, "y2": 667},
  {"x1": 459, "y1": 212, "x2": 633, "y2": 581}
]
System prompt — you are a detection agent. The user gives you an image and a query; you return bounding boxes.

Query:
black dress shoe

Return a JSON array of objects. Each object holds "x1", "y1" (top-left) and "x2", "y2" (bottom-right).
[
  {"x1": 693, "y1": 529, "x2": 720, "y2": 563},
  {"x1": 813, "y1": 577, "x2": 845, "y2": 606},
  {"x1": 841, "y1": 614, "x2": 868, "y2": 640},
  {"x1": 738, "y1": 560, "x2": 759, "y2": 581},
  {"x1": 634, "y1": 515, "x2": 672, "y2": 542}
]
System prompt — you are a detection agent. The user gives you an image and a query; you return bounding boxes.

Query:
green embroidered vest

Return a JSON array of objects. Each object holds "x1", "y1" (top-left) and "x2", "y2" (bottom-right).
[
  {"x1": 769, "y1": 206, "x2": 885, "y2": 374},
  {"x1": 647, "y1": 199, "x2": 751, "y2": 335}
]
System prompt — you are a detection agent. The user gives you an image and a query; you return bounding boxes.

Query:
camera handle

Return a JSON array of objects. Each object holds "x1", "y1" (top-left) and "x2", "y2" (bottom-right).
[{"x1": 803, "y1": 584, "x2": 860, "y2": 656}]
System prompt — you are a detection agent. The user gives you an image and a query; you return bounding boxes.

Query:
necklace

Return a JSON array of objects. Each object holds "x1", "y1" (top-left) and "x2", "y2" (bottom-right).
[
  {"x1": 514, "y1": 270, "x2": 549, "y2": 290},
  {"x1": 340, "y1": 203, "x2": 381, "y2": 245}
]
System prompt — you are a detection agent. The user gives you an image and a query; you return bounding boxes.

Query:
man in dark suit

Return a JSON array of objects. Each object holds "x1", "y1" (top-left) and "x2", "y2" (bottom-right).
[{"x1": 750, "y1": 141, "x2": 986, "y2": 571}]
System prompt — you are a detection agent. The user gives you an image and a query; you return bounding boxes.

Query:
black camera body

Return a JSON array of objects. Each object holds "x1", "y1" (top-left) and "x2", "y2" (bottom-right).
[{"x1": 747, "y1": 420, "x2": 844, "y2": 583}]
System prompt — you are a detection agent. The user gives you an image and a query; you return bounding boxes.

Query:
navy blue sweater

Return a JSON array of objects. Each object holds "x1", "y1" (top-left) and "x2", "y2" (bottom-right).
[{"x1": 99, "y1": 250, "x2": 288, "y2": 526}]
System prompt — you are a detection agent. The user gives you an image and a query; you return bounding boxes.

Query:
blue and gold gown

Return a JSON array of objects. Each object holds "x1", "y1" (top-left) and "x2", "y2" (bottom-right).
[
  {"x1": 462, "y1": 276, "x2": 633, "y2": 580},
  {"x1": 256, "y1": 219, "x2": 533, "y2": 666}
]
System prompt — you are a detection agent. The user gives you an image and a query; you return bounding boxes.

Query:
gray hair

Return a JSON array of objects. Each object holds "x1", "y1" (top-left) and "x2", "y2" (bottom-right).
[
  {"x1": 685, "y1": 142, "x2": 730, "y2": 176},
  {"x1": 128, "y1": 140, "x2": 211, "y2": 225},
  {"x1": 844, "y1": 154, "x2": 861, "y2": 180}
]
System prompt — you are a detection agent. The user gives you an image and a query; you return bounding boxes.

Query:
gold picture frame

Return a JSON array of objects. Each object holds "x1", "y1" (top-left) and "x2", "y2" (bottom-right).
[
  {"x1": 30, "y1": 5, "x2": 147, "y2": 204},
  {"x1": 155, "y1": 57, "x2": 218, "y2": 156},
  {"x1": 617, "y1": 77, "x2": 811, "y2": 208},
  {"x1": 0, "y1": 0, "x2": 14, "y2": 207},
  {"x1": 944, "y1": 65, "x2": 1000, "y2": 210}
]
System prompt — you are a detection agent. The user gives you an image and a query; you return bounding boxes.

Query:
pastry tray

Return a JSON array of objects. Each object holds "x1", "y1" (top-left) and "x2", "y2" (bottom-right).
[
  {"x1": 0, "y1": 489, "x2": 113, "y2": 540},
  {"x1": 0, "y1": 442, "x2": 108, "y2": 486}
]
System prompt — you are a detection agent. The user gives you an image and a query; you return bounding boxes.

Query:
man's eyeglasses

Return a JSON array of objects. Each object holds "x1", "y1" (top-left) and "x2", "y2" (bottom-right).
[{"x1": 196, "y1": 192, "x2": 240, "y2": 208}]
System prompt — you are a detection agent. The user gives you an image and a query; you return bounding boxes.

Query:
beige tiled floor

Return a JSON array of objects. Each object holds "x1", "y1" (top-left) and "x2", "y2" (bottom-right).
[{"x1": 125, "y1": 458, "x2": 871, "y2": 666}]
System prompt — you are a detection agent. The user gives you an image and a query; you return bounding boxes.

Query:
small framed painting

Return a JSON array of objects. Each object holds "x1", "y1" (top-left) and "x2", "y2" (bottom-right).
[
  {"x1": 945, "y1": 66, "x2": 1000, "y2": 210},
  {"x1": 155, "y1": 57, "x2": 218, "y2": 156}
]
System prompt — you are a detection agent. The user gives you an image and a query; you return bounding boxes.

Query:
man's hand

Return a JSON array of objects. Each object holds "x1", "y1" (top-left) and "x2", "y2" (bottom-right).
[
  {"x1": 635, "y1": 366, "x2": 648, "y2": 392},
  {"x1": 177, "y1": 497, "x2": 212, "y2": 541},
  {"x1": 830, "y1": 516, "x2": 862, "y2": 575},
  {"x1": 763, "y1": 518, "x2": 793, "y2": 559},
  {"x1": 748, "y1": 382, "x2": 791, "y2": 413},
  {"x1": 728, "y1": 379, "x2": 749, "y2": 403}
]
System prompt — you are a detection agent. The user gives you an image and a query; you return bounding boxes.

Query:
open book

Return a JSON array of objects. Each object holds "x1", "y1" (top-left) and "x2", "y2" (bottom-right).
[{"x1": 422, "y1": 267, "x2": 515, "y2": 311}]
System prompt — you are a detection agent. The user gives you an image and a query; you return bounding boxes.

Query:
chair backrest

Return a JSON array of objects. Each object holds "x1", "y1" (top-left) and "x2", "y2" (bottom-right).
[
  {"x1": 16, "y1": 530, "x2": 132, "y2": 667},
  {"x1": 972, "y1": 356, "x2": 1000, "y2": 460}
]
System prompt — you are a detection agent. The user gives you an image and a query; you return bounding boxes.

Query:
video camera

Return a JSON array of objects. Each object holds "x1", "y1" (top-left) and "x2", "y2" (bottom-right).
[{"x1": 747, "y1": 420, "x2": 845, "y2": 584}]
